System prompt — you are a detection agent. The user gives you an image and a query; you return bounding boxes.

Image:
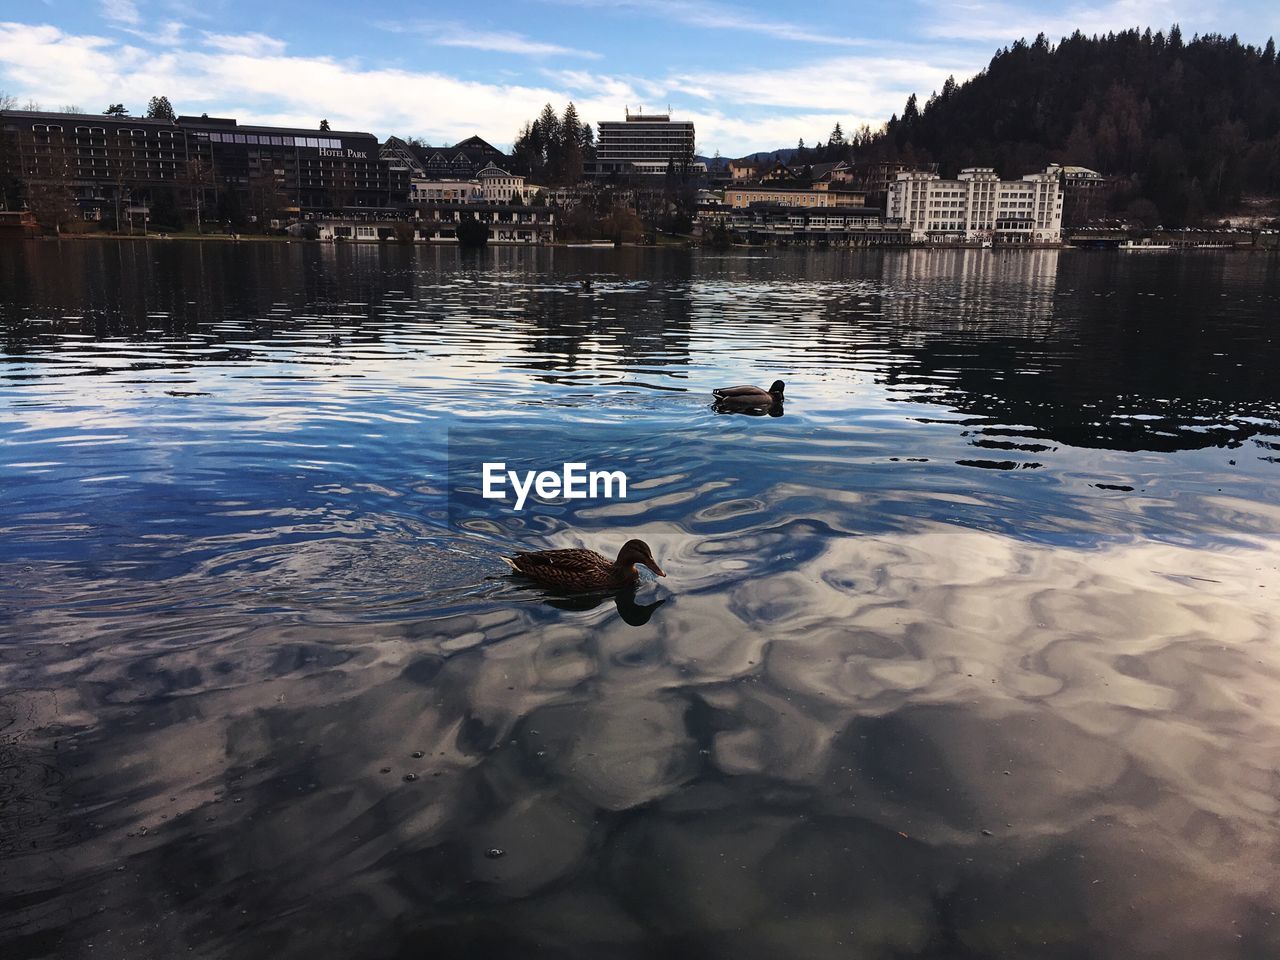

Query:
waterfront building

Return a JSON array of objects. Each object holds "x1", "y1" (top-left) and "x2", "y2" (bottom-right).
[
  {"x1": 180, "y1": 115, "x2": 404, "y2": 215},
  {"x1": 0, "y1": 109, "x2": 185, "y2": 220},
  {"x1": 887, "y1": 166, "x2": 1063, "y2": 243},
  {"x1": 315, "y1": 204, "x2": 555, "y2": 244},
  {"x1": 408, "y1": 168, "x2": 544, "y2": 207},
  {"x1": 477, "y1": 163, "x2": 527, "y2": 202},
  {"x1": 593, "y1": 109, "x2": 699, "y2": 177},
  {"x1": 705, "y1": 203, "x2": 909, "y2": 245},
  {"x1": 724, "y1": 183, "x2": 867, "y2": 209},
  {"x1": 0, "y1": 108, "x2": 408, "y2": 223}
]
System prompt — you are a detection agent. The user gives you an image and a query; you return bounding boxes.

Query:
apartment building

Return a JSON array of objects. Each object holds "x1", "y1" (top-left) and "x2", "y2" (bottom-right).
[
  {"x1": 593, "y1": 109, "x2": 698, "y2": 177},
  {"x1": 888, "y1": 165, "x2": 1063, "y2": 243}
]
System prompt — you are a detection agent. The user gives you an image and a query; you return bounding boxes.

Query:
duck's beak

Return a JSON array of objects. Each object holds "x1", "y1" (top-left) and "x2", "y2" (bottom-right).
[{"x1": 644, "y1": 559, "x2": 666, "y2": 578}]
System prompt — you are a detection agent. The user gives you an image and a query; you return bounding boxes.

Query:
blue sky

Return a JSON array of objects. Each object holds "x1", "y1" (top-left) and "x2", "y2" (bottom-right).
[{"x1": 2, "y1": 1, "x2": 1276, "y2": 156}]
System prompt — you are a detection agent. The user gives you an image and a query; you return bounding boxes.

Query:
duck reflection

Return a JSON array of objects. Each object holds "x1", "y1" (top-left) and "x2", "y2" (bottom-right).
[
  {"x1": 540, "y1": 584, "x2": 668, "y2": 625},
  {"x1": 712, "y1": 398, "x2": 784, "y2": 417}
]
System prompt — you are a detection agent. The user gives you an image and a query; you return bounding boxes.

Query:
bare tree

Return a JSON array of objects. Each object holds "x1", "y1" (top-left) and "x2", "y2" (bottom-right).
[
  {"x1": 185, "y1": 157, "x2": 213, "y2": 233},
  {"x1": 26, "y1": 176, "x2": 76, "y2": 235}
]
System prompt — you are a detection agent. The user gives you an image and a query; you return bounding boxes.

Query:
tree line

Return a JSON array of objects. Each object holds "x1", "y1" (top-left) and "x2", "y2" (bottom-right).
[{"x1": 510, "y1": 103, "x2": 595, "y2": 185}]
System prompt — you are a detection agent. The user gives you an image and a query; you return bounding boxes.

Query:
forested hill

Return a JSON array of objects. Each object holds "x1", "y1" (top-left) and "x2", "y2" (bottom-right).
[{"x1": 866, "y1": 27, "x2": 1280, "y2": 225}]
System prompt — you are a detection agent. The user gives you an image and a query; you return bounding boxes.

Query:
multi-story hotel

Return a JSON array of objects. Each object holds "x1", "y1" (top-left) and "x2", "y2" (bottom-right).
[
  {"x1": 0, "y1": 108, "x2": 406, "y2": 222},
  {"x1": 593, "y1": 109, "x2": 703, "y2": 177},
  {"x1": 181, "y1": 115, "x2": 403, "y2": 214},
  {"x1": 0, "y1": 110, "x2": 185, "y2": 218},
  {"x1": 887, "y1": 166, "x2": 1064, "y2": 243}
]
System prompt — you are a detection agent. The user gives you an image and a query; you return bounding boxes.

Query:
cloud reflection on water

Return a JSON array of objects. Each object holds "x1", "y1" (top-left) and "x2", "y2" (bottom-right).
[{"x1": 2, "y1": 243, "x2": 1280, "y2": 958}]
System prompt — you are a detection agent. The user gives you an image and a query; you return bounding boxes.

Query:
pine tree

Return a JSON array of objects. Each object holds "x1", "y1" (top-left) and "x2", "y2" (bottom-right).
[
  {"x1": 560, "y1": 103, "x2": 585, "y2": 185},
  {"x1": 538, "y1": 103, "x2": 562, "y2": 181},
  {"x1": 145, "y1": 96, "x2": 174, "y2": 121}
]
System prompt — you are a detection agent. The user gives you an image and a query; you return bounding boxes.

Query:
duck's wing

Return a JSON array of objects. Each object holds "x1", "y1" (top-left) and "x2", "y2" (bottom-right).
[
  {"x1": 712, "y1": 384, "x2": 767, "y2": 398},
  {"x1": 509, "y1": 548, "x2": 606, "y2": 575}
]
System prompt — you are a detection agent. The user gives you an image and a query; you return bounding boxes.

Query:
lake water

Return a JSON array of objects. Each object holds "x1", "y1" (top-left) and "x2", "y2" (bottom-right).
[{"x1": 2, "y1": 241, "x2": 1279, "y2": 959}]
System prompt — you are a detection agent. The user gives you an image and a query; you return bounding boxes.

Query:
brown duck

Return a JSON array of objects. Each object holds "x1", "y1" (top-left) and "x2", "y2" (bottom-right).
[
  {"x1": 503, "y1": 539, "x2": 665, "y2": 591},
  {"x1": 712, "y1": 379, "x2": 784, "y2": 407}
]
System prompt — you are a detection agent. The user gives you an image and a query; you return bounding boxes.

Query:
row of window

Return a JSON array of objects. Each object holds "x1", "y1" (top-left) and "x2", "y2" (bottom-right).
[
  {"x1": 203, "y1": 132, "x2": 346, "y2": 148},
  {"x1": 31, "y1": 124, "x2": 175, "y2": 137}
]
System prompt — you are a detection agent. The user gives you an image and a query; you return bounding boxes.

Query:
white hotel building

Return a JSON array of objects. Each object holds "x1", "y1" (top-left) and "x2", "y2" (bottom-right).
[{"x1": 888, "y1": 165, "x2": 1064, "y2": 243}]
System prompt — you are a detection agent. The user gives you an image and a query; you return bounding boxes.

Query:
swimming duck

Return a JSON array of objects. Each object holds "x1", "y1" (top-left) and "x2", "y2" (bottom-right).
[
  {"x1": 503, "y1": 539, "x2": 665, "y2": 592},
  {"x1": 712, "y1": 380, "x2": 785, "y2": 407}
]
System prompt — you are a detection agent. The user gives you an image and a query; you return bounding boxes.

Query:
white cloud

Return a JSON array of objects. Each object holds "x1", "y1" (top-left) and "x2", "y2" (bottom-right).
[
  {"x1": 392, "y1": 22, "x2": 601, "y2": 59},
  {"x1": 916, "y1": 0, "x2": 1209, "y2": 43},
  {"x1": 99, "y1": 0, "x2": 184, "y2": 46},
  {"x1": 201, "y1": 32, "x2": 288, "y2": 56},
  {"x1": 669, "y1": 54, "x2": 973, "y2": 114},
  {"x1": 100, "y1": 0, "x2": 140, "y2": 27},
  {"x1": 546, "y1": 0, "x2": 873, "y2": 47}
]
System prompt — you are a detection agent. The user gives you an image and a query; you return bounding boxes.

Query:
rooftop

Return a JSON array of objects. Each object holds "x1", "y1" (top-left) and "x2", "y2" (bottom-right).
[{"x1": 1, "y1": 109, "x2": 176, "y2": 126}]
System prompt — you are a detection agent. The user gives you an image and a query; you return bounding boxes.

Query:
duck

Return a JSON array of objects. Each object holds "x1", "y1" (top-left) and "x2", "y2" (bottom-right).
[
  {"x1": 712, "y1": 379, "x2": 785, "y2": 407},
  {"x1": 503, "y1": 539, "x2": 665, "y2": 592},
  {"x1": 580, "y1": 278, "x2": 593, "y2": 291}
]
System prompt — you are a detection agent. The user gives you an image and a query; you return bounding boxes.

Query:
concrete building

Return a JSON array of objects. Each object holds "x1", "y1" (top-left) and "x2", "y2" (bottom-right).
[
  {"x1": 887, "y1": 165, "x2": 1063, "y2": 243},
  {"x1": 180, "y1": 115, "x2": 403, "y2": 215},
  {"x1": 724, "y1": 183, "x2": 867, "y2": 210},
  {"x1": 408, "y1": 166, "x2": 544, "y2": 207},
  {"x1": 593, "y1": 109, "x2": 697, "y2": 177},
  {"x1": 0, "y1": 110, "x2": 186, "y2": 220},
  {"x1": 0, "y1": 108, "x2": 407, "y2": 223},
  {"x1": 477, "y1": 163, "x2": 527, "y2": 202}
]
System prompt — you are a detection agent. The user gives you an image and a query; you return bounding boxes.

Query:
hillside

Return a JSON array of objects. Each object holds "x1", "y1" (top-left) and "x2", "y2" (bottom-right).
[{"x1": 862, "y1": 28, "x2": 1280, "y2": 225}]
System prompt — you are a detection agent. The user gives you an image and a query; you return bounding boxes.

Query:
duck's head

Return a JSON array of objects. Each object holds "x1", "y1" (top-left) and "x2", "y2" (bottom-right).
[
  {"x1": 616, "y1": 539, "x2": 665, "y2": 578},
  {"x1": 769, "y1": 380, "x2": 785, "y2": 396}
]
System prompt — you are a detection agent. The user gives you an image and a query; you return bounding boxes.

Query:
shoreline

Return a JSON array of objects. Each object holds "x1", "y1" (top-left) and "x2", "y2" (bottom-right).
[{"x1": 5, "y1": 233, "x2": 1275, "y2": 252}]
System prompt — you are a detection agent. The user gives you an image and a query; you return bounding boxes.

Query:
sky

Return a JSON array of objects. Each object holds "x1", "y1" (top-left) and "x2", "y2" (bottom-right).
[{"x1": 1, "y1": 0, "x2": 1277, "y2": 157}]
